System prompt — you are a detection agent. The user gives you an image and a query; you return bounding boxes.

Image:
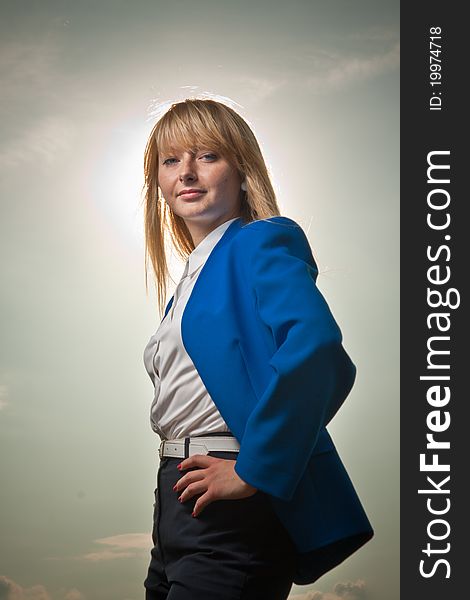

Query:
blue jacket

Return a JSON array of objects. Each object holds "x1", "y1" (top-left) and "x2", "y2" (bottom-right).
[{"x1": 162, "y1": 216, "x2": 373, "y2": 584}]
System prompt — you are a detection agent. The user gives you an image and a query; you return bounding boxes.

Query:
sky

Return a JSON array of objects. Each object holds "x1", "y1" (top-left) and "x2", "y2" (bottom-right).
[{"x1": 0, "y1": 1, "x2": 399, "y2": 599}]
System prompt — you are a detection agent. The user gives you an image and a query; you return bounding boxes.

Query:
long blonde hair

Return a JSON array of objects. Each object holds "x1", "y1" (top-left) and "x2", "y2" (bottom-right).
[{"x1": 142, "y1": 98, "x2": 280, "y2": 316}]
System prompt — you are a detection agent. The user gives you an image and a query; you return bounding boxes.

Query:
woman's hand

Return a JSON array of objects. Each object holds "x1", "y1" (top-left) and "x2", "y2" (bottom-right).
[{"x1": 173, "y1": 455, "x2": 258, "y2": 517}]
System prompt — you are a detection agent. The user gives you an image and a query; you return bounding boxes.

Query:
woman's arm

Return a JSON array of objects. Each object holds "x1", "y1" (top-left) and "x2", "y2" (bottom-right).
[{"x1": 233, "y1": 217, "x2": 356, "y2": 502}]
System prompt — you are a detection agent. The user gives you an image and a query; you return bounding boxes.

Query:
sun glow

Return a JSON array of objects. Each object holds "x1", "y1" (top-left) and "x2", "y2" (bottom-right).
[{"x1": 88, "y1": 118, "x2": 150, "y2": 253}]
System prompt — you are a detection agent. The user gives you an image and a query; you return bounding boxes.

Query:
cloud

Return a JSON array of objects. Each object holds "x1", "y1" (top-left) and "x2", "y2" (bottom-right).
[
  {"x1": 289, "y1": 579, "x2": 367, "y2": 600},
  {"x1": 0, "y1": 576, "x2": 84, "y2": 600},
  {"x1": 307, "y1": 43, "x2": 400, "y2": 91},
  {"x1": 333, "y1": 580, "x2": 367, "y2": 598},
  {"x1": 80, "y1": 532, "x2": 150, "y2": 562},
  {"x1": 44, "y1": 532, "x2": 151, "y2": 563},
  {"x1": 57, "y1": 532, "x2": 152, "y2": 562},
  {"x1": 79, "y1": 549, "x2": 136, "y2": 562},
  {"x1": 0, "y1": 37, "x2": 76, "y2": 169},
  {"x1": 234, "y1": 35, "x2": 399, "y2": 101},
  {"x1": 94, "y1": 533, "x2": 151, "y2": 551},
  {"x1": 0, "y1": 115, "x2": 76, "y2": 169},
  {"x1": 0, "y1": 39, "x2": 60, "y2": 105},
  {"x1": 232, "y1": 75, "x2": 287, "y2": 103}
]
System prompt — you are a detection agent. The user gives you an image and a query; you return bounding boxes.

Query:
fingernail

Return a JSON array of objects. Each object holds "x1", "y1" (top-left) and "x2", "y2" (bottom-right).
[
  {"x1": 177, "y1": 464, "x2": 182, "y2": 470},
  {"x1": 192, "y1": 511, "x2": 196, "y2": 517},
  {"x1": 172, "y1": 484, "x2": 177, "y2": 491},
  {"x1": 178, "y1": 496, "x2": 182, "y2": 502}
]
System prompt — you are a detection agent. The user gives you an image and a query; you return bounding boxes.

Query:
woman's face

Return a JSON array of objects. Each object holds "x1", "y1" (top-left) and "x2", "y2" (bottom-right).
[{"x1": 158, "y1": 147, "x2": 243, "y2": 234}]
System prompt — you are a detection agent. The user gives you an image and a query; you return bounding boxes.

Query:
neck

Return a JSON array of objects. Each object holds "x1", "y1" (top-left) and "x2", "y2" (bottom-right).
[{"x1": 187, "y1": 213, "x2": 240, "y2": 248}]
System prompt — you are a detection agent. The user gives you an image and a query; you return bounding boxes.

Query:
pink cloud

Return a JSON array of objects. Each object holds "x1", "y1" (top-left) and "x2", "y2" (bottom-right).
[
  {"x1": 289, "y1": 579, "x2": 367, "y2": 600},
  {"x1": 0, "y1": 576, "x2": 85, "y2": 600}
]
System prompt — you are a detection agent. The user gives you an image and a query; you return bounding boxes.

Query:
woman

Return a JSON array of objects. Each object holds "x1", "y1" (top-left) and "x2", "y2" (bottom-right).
[{"x1": 142, "y1": 99, "x2": 373, "y2": 600}]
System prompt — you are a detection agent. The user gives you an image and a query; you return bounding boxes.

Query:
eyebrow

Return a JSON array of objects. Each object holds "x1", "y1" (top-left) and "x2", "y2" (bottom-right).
[
  {"x1": 160, "y1": 147, "x2": 194, "y2": 156},
  {"x1": 160, "y1": 147, "x2": 218, "y2": 160}
]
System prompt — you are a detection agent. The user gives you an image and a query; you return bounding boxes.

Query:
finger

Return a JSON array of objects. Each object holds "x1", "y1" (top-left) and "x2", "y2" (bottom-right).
[
  {"x1": 173, "y1": 470, "x2": 205, "y2": 492},
  {"x1": 192, "y1": 491, "x2": 214, "y2": 518},
  {"x1": 178, "y1": 454, "x2": 219, "y2": 471},
  {"x1": 178, "y1": 480, "x2": 208, "y2": 503}
]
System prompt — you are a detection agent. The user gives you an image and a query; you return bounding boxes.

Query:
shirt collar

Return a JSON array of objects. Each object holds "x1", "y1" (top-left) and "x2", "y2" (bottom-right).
[{"x1": 186, "y1": 217, "x2": 240, "y2": 277}]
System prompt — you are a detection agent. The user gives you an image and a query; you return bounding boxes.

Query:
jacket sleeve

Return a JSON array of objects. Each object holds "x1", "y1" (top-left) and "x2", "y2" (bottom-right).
[{"x1": 233, "y1": 218, "x2": 356, "y2": 502}]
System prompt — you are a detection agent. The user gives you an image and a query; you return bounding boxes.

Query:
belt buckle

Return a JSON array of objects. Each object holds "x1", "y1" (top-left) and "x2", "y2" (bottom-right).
[{"x1": 158, "y1": 440, "x2": 165, "y2": 460}]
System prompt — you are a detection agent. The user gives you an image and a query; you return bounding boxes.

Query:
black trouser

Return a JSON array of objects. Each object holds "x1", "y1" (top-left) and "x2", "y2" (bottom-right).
[{"x1": 144, "y1": 432, "x2": 297, "y2": 599}]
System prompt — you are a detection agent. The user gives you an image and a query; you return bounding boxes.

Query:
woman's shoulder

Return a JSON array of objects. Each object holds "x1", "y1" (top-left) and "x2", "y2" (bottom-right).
[
  {"x1": 235, "y1": 215, "x2": 310, "y2": 248},
  {"x1": 231, "y1": 215, "x2": 314, "y2": 264},
  {"x1": 239, "y1": 215, "x2": 302, "y2": 232}
]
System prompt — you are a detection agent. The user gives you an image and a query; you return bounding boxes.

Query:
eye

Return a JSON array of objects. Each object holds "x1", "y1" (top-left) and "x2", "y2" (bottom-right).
[
  {"x1": 162, "y1": 157, "x2": 178, "y2": 166},
  {"x1": 200, "y1": 153, "x2": 217, "y2": 161}
]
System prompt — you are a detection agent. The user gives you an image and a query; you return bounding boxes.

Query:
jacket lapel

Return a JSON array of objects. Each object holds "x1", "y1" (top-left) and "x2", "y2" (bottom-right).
[
  {"x1": 180, "y1": 218, "x2": 259, "y2": 439},
  {"x1": 162, "y1": 218, "x2": 243, "y2": 323}
]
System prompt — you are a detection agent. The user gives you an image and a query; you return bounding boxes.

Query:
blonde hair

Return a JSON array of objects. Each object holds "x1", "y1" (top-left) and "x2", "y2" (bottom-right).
[{"x1": 142, "y1": 98, "x2": 280, "y2": 316}]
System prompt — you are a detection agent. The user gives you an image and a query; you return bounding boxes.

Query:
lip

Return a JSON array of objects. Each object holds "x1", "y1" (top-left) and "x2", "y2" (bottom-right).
[{"x1": 177, "y1": 188, "x2": 206, "y2": 198}]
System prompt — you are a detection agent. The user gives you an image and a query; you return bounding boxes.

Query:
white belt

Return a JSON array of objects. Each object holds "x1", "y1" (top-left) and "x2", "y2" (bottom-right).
[{"x1": 158, "y1": 436, "x2": 240, "y2": 460}]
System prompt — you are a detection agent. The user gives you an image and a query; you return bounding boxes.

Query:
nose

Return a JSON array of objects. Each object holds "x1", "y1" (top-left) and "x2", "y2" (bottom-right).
[{"x1": 178, "y1": 155, "x2": 197, "y2": 183}]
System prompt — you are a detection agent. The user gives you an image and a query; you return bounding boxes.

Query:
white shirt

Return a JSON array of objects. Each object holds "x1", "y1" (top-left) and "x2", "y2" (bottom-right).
[{"x1": 143, "y1": 217, "x2": 240, "y2": 441}]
